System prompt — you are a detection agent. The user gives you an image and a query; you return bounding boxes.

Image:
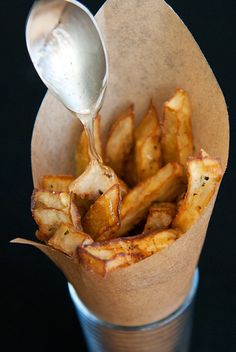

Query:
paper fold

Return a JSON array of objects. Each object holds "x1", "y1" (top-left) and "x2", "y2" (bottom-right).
[{"x1": 15, "y1": 0, "x2": 229, "y2": 326}]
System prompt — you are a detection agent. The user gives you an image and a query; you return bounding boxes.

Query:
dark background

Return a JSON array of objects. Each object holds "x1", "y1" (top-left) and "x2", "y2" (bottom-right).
[{"x1": 1, "y1": 0, "x2": 235, "y2": 351}]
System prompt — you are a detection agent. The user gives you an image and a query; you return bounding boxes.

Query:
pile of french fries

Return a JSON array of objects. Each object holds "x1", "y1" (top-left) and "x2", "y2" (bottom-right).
[{"x1": 31, "y1": 89, "x2": 222, "y2": 275}]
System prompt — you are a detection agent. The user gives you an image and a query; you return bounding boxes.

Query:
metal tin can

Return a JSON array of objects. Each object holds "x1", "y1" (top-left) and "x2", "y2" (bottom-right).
[{"x1": 68, "y1": 268, "x2": 199, "y2": 352}]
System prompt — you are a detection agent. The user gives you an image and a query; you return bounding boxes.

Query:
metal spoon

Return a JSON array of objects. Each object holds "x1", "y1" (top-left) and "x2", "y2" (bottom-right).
[{"x1": 26, "y1": 0, "x2": 108, "y2": 163}]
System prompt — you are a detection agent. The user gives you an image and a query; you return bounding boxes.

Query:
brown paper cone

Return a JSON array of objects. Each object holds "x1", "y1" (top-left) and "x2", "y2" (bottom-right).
[{"x1": 14, "y1": 0, "x2": 229, "y2": 326}]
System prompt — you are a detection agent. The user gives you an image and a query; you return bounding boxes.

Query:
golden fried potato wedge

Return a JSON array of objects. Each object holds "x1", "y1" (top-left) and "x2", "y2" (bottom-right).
[
  {"x1": 135, "y1": 102, "x2": 162, "y2": 182},
  {"x1": 144, "y1": 202, "x2": 176, "y2": 233},
  {"x1": 33, "y1": 208, "x2": 71, "y2": 240},
  {"x1": 48, "y1": 223, "x2": 93, "y2": 256},
  {"x1": 32, "y1": 190, "x2": 70, "y2": 211},
  {"x1": 117, "y1": 163, "x2": 185, "y2": 236},
  {"x1": 161, "y1": 89, "x2": 193, "y2": 167},
  {"x1": 106, "y1": 106, "x2": 134, "y2": 178},
  {"x1": 75, "y1": 114, "x2": 103, "y2": 176},
  {"x1": 32, "y1": 188, "x2": 88, "y2": 234},
  {"x1": 78, "y1": 229, "x2": 179, "y2": 275},
  {"x1": 41, "y1": 175, "x2": 75, "y2": 192},
  {"x1": 82, "y1": 184, "x2": 121, "y2": 241},
  {"x1": 69, "y1": 160, "x2": 121, "y2": 201},
  {"x1": 136, "y1": 133, "x2": 162, "y2": 182},
  {"x1": 135, "y1": 101, "x2": 161, "y2": 143},
  {"x1": 172, "y1": 149, "x2": 222, "y2": 232},
  {"x1": 32, "y1": 190, "x2": 75, "y2": 240},
  {"x1": 69, "y1": 193, "x2": 84, "y2": 231}
]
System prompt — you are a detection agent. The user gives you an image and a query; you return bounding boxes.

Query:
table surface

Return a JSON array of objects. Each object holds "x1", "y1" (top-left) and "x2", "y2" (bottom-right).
[{"x1": 1, "y1": 0, "x2": 235, "y2": 351}]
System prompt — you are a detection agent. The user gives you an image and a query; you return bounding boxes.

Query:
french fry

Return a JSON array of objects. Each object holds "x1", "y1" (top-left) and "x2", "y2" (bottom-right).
[
  {"x1": 136, "y1": 133, "x2": 162, "y2": 182},
  {"x1": 172, "y1": 149, "x2": 222, "y2": 232},
  {"x1": 32, "y1": 190, "x2": 70, "y2": 211},
  {"x1": 69, "y1": 193, "x2": 84, "y2": 231},
  {"x1": 78, "y1": 229, "x2": 179, "y2": 275},
  {"x1": 32, "y1": 190, "x2": 82, "y2": 239},
  {"x1": 106, "y1": 106, "x2": 134, "y2": 178},
  {"x1": 32, "y1": 190, "x2": 72, "y2": 240},
  {"x1": 144, "y1": 202, "x2": 177, "y2": 233},
  {"x1": 135, "y1": 101, "x2": 162, "y2": 181},
  {"x1": 69, "y1": 160, "x2": 121, "y2": 201},
  {"x1": 48, "y1": 223, "x2": 93, "y2": 256},
  {"x1": 41, "y1": 175, "x2": 75, "y2": 192},
  {"x1": 161, "y1": 89, "x2": 193, "y2": 167},
  {"x1": 33, "y1": 208, "x2": 71, "y2": 240},
  {"x1": 75, "y1": 114, "x2": 103, "y2": 176},
  {"x1": 82, "y1": 184, "x2": 121, "y2": 241},
  {"x1": 135, "y1": 101, "x2": 160, "y2": 143},
  {"x1": 117, "y1": 162, "x2": 185, "y2": 236}
]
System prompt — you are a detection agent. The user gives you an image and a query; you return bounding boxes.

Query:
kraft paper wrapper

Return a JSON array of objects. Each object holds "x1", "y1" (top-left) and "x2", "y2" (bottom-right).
[{"x1": 14, "y1": 0, "x2": 229, "y2": 326}]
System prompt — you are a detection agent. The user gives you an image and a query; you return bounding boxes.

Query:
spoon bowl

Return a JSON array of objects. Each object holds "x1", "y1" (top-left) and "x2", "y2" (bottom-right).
[{"x1": 26, "y1": 0, "x2": 108, "y2": 116}]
